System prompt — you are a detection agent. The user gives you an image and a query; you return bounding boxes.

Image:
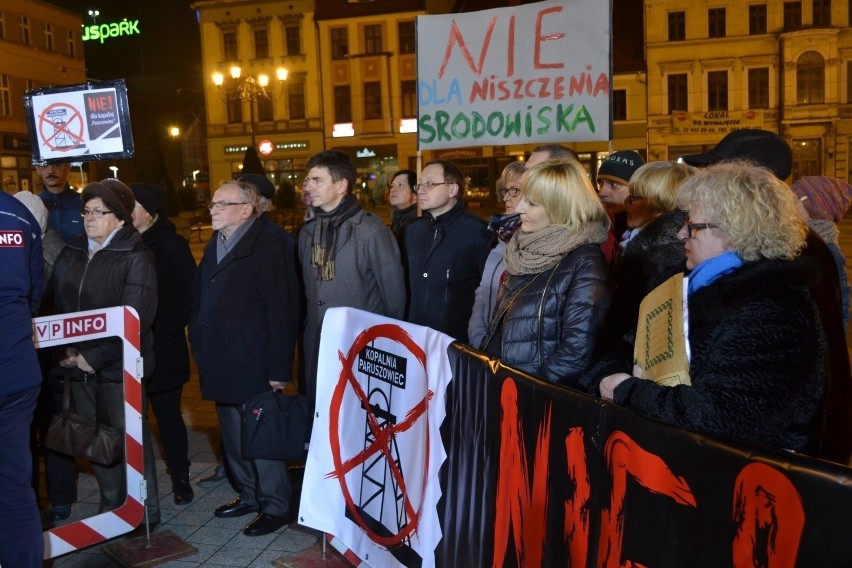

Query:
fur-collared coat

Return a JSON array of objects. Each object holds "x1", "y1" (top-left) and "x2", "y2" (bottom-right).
[{"x1": 611, "y1": 258, "x2": 826, "y2": 453}]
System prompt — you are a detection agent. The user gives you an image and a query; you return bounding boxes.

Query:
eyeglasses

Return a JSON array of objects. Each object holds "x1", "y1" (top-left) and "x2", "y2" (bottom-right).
[
  {"x1": 80, "y1": 208, "x2": 115, "y2": 218},
  {"x1": 685, "y1": 222, "x2": 719, "y2": 238},
  {"x1": 598, "y1": 179, "x2": 625, "y2": 190},
  {"x1": 626, "y1": 194, "x2": 644, "y2": 206},
  {"x1": 499, "y1": 186, "x2": 521, "y2": 199},
  {"x1": 208, "y1": 201, "x2": 248, "y2": 211},
  {"x1": 414, "y1": 181, "x2": 451, "y2": 191}
]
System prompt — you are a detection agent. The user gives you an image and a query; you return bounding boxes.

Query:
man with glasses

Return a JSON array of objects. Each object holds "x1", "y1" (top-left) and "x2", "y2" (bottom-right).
[
  {"x1": 405, "y1": 159, "x2": 489, "y2": 343},
  {"x1": 189, "y1": 180, "x2": 300, "y2": 537},
  {"x1": 298, "y1": 150, "x2": 406, "y2": 406}
]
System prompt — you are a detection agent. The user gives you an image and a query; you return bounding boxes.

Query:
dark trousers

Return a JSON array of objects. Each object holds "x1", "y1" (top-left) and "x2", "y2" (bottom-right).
[
  {"x1": 71, "y1": 381, "x2": 160, "y2": 521},
  {"x1": 217, "y1": 403, "x2": 292, "y2": 517},
  {"x1": 33, "y1": 370, "x2": 78, "y2": 506},
  {"x1": 148, "y1": 385, "x2": 190, "y2": 480},
  {"x1": 0, "y1": 386, "x2": 44, "y2": 568}
]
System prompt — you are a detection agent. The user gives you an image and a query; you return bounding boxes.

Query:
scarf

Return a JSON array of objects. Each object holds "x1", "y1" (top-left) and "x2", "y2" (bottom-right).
[
  {"x1": 504, "y1": 220, "x2": 608, "y2": 275},
  {"x1": 687, "y1": 250, "x2": 744, "y2": 295},
  {"x1": 487, "y1": 213, "x2": 522, "y2": 247},
  {"x1": 311, "y1": 194, "x2": 362, "y2": 280}
]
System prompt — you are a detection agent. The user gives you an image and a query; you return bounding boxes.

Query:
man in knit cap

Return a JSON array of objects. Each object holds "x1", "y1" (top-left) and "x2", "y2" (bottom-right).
[{"x1": 596, "y1": 150, "x2": 645, "y2": 259}]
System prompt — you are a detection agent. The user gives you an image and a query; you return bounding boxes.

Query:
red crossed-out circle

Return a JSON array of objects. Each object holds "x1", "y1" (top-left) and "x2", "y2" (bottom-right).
[
  {"x1": 328, "y1": 323, "x2": 431, "y2": 547},
  {"x1": 38, "y1": 102, "x2": 85, "y2": 152}
]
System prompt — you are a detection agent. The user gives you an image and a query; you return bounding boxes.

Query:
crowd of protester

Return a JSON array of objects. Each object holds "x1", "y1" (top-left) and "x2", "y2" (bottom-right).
[{"x1": 3, "y1": 129, "x2": 852, "y2": 565}]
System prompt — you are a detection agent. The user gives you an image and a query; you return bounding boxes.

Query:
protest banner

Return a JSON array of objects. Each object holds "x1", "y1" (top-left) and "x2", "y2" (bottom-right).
[
  {"x1": 416, "y1": 0, "x2": 611, "y2": 150},
  {"x1": 24, "y1": 79, "x2": 134, "y2": 165},
  {"x1": 301, "y1": 308, "x2": 852, "y2": 567}
]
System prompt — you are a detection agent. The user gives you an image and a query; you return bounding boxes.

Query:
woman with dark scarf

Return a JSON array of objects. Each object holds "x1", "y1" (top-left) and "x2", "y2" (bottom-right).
[
  {"x1": 480, "y1": 160, "x2": 612, "y2": 387},
  {"x1": 468, "y1": 161, "x2": 526, "y2": 347},
  {"x1": 600, "y1": 162, "x2": 826, "y2": 454}
]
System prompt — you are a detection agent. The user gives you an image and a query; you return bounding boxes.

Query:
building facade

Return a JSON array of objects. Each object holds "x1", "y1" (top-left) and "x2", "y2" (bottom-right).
[
  {"x1": 0, "y1": 0, "x2": 85, "y2": 193},
  {"x1": 646, "y1": 0, "x2": 852, "y2": 181},
  {"x1": 194, "y1": 0, "x2": 324, "y2": 190}
]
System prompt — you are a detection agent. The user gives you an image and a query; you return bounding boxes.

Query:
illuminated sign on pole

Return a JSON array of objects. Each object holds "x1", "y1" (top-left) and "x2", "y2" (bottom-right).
[
  {"x1": 81, "y1": 19, "x2": 141, "y2": 43},
  {"x1": 258, "y1": 139, "x2": 274, "y2": 156}
]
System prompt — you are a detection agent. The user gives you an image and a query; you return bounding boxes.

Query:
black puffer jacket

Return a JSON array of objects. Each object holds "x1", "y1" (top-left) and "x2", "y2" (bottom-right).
[
  {"x1": 612, "y1": 258, "x2": 825, "y2": 453},
  {"x1": 50, "y1": 226, "x2": 157, "y2": 381},
  {"x1": 481, "y1": 243, "x2": 611, "y2": 388}
]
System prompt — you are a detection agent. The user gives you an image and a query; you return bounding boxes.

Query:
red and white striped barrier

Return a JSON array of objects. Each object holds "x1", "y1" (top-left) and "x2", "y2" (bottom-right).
[{"x1": 33, "y1": 306, "x2": 145, "y2": 559}]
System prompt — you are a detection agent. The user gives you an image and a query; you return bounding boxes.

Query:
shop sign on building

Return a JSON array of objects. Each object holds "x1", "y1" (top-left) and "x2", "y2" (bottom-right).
[{"x1": 671, "y1": 110, "x2": 764, "y2": 135}]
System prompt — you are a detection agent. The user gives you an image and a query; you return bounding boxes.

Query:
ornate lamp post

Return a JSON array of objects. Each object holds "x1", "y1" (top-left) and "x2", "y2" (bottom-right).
[{"x1": 211, "y1": 66, "x2": 288, "y2": 150}]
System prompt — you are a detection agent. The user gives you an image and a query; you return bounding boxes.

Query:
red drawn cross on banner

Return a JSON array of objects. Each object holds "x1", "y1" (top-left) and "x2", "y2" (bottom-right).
[
  {"x1": 38, "y1": 102, "x2": 85, "y2": 151},
  {"x1": 327, "y1": 323, "x2": 431, "y2": 547}
]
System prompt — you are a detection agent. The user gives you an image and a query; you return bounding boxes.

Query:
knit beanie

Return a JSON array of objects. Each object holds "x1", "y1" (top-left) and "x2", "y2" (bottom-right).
[
  {"x1": 597, "y1": 150, "x2": 645, "y2": 185},
  {"x1": 14, "y1": 190, "x2": 48, "y2": 234},
  {"x1": 791, "y1": 176, "x2": 852, "y2": 223}
]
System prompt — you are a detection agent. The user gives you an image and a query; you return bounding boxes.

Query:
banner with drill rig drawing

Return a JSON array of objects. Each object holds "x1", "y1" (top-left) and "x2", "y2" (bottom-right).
[{"x1": 416, "y1": 0, "x2": 611, "y2": 150}]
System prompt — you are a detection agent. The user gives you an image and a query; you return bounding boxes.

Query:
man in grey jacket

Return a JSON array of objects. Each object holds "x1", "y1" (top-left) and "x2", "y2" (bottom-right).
[{"x1": 298, "y1": 150, "x2": 406, "y2": 404}]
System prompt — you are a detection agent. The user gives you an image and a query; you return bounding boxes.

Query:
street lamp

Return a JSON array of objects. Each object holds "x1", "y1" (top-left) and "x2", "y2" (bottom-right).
[
  {"x1": 211, "y1": 65, "x2": 288, "y2": 149},
  {"x1": 168, "y1": 125, "x2": 180, "y2": 138},
  {"x1": 88, "y1": 9, "x2": 99, "y2": 24}
]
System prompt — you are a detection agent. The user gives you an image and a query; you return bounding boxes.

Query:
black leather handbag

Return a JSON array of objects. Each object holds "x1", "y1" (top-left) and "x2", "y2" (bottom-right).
[
  {"x1": 242, "y1": 390, "x2": 312, "y2": 461},
  {"x1": 45, "y1": 370, "x2": 124, "y2": 467}
]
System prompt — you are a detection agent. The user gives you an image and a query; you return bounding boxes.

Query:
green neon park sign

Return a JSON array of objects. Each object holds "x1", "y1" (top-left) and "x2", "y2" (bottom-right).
[{"x1": 81, "y1": 19, "x2": 140, "y2": 43}]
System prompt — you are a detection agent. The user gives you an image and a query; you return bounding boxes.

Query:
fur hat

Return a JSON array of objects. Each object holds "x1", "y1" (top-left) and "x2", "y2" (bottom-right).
[
  {"x1": 235, "y1": 173, "x2": 276, "y2": 200},
  {"x1": 129, "y1": 182, "x2": 166, "y2": 216},
  {"x1": 791, "y1": 176, "x2": 852, "y2": 223},
  {"x1": 82, "y1": 179, "x2": 135, "y2": 226},
  {"x1": 597, "y1": 150, "x2": 645, "y2": 185},
  {"x1": 680, "y1": 129, "x2": 792, "y2": 180},
  {"x1": 14, "y1": 191, "x2": 48, "y2": 234}
]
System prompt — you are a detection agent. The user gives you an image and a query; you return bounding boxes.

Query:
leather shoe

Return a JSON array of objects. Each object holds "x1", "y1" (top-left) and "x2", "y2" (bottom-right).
[
  {"x1": 172, "y1": 477, "x2": 194, "y2": 505},
  {"x1": 214, "y1": 497, "x2": 260, "y2": 518},
  {"x1": 243, "y1": 512, "x2": 290, "y2": 536},
  {"x1": 50, "y1": 504, "x2": 71, "y2": 521},
  {"x1": 197, "y1": 462, "x2": 227, "y2": 487}
]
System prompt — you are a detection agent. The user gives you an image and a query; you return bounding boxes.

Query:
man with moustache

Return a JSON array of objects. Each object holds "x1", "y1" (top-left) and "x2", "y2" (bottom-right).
[{"x1": 36, "y1": 162, "x2": 83, "y2": 243}]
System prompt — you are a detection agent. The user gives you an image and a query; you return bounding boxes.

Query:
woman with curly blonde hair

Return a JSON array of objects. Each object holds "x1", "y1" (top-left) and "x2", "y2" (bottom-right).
[{"x1": 600, "y1": 161, "x2": 825, "y2": 453}]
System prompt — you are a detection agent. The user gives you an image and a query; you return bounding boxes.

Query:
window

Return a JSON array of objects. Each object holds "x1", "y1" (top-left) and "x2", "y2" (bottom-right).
[
  {"x1": 667, "y1": 73, "x2": 688, "y2": 112},
  {"x1": 847, "y1": 61, "x2": 852, "y2": 102},
  {"x1": 612, "y1": 89, "x2": 627, "y2": 120},
  {"x1": 331, "y1": 27, "x2": 348, "y2": 60},
  {"x1": 749, "y1": 5, "x2": 767, "y2": 34},
  {"x1": 401, "y1": 80, "x2": 417, "y2": 118},
  {"x1": 226, "y1": 90, "x2": 242, "y2": 124},
  {"x1": 44, "y1": 22, "x2": 53, "y2": 51},
  {"x1": 813, "y1": 0, "x2": 831, "y2": 26},
  {"x1": 223, "y1": 30, "x2": 238, "y2": 61},
  {"x1": 288, "y1": 82, "x2": 305, "y2": 119},
  {"x1": 334, "y1": 85, "x2": 351, "y2": 122},
  {"x1": 254, "y1": 27, "x2": 269, "y2": 59},
  {"x1": 67, "y1": 30, "x2": 75, "y2": 56},
  {"x1": 364, "y1": 82, "x2": 382, "y2": 119},
  {"x1": 0, "y1": 11, "x2": 5, "y2": 40},
  {"x1": 256, "y1": 96, "x2": 273, "y2": 122},
  {"x1": 20, "y1": 15, "x2": 30, "y2": 45},
  {"x1": 364, "y1": 24, "x2": 382, "y2": 55},
  {"x1": 797, "y1": 51, "x2": 825, "y2": 103},
  {"x1": 784, "y1": 2, "x2": 802, "y2": 30},
  {"x1": 708, "y1": 8, "x2": 726, "y2": 38},
  {"x1": 0, "y1": 74, "x2": 10, "y2": 117},
  {"x1": 285, "y1": 25, "x2": 301, "y2": 55},
  {"x1": 748, "y1": 68, "x2": 769, "y2": 108},
  {"x1": 707, "y1": 71, "x2": 728, "y2": 111},
  {"x1": 398, "y1": 21, "x2": 415, "y2": 54},
  {"x1": 668, "y1": 11, "x2": 686, "y2": 41}
]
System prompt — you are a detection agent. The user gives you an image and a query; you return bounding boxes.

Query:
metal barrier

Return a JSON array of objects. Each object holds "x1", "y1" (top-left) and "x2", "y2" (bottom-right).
[{"x1": 33, "y1": 306, "x2": 145, "y2": 559}]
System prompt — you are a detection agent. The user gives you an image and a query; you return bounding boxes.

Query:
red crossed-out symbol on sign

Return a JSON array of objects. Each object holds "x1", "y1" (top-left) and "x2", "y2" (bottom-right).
[
  {"x1": 38, "y1": 102, "x2": 84, "y2": 151},
  {"x1": 328, "y1": 323, "x2": 430, "y2": 547}
]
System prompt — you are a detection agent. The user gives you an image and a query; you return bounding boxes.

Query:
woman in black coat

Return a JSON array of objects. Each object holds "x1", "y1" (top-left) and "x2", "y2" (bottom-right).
[
  {"x1": 130, "y1": 183, "x2": 197, "y2": 505},
  {"x1": 600, "y1": 162, "x2": 826, "y2": 453},
  {"x1": 480, "y1": 159, "x2": 611, "y2": 388}
]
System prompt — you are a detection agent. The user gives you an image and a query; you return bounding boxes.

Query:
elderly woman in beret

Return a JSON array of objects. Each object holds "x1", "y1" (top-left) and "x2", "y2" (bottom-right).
[{"x1": 48, "y1": 179, "x2": 160, "y2": 523}]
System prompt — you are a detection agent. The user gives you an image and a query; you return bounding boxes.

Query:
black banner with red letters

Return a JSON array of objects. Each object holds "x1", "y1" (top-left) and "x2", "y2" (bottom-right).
[{"x1": 435, "y1": 344, "x2": 852, "y2": 567}]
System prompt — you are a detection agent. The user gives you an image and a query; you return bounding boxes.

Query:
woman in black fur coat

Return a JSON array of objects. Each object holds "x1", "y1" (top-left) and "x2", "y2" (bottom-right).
[{"x1": 600, "y1": 162, "x2": 826, "y2": 454}]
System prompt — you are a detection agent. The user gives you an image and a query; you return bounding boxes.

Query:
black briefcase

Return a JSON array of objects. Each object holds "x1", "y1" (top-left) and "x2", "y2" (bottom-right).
[{"x1": 242, "y1": 390, "x2": 312, "y2": 461}]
